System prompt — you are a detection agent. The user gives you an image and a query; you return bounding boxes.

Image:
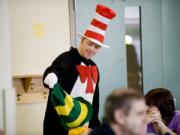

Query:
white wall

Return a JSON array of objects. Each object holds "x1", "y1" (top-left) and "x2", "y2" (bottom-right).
[
  {"x1": 0, "y1": 0, "x2": 16, "y2": 134},
  {"x1": 7, "y1": 0, "x2": 70, "y2": 134},
  {"x1": 9, "y1": 0, "x2": 70, "y2": 76},
  {"x1": 16, "y1": 103, "x2": 46, "y2": 135}
]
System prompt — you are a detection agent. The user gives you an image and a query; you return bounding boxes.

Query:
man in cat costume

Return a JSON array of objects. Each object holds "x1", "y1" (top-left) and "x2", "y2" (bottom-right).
[{"x1": 43, "y1": 4, "x2": 116, "y2": 135}]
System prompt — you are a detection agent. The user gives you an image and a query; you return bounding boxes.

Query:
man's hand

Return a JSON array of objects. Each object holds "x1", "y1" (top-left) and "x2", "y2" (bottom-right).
[{"x1": 44, "y1": 72, "x2": 58, "y2": 88}]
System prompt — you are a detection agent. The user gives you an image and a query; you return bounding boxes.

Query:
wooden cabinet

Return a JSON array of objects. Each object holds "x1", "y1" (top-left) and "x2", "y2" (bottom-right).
[{"x1": 13, "y1": 75, "x2": 49, "y2": 104}]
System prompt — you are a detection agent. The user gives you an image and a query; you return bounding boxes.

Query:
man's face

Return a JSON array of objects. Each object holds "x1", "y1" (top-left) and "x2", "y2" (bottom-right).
[
  {"x1": 78, "y1": 38, "x2": 101, "y2": 60},
  {"x1": 123, "y1": 100, "x2": 147, "y2": 135}
]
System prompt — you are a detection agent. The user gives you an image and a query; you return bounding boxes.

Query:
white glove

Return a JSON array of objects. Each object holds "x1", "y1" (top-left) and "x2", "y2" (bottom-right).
[{"x1": 44, "y1": 72, "x2": 58, "y2": 88}]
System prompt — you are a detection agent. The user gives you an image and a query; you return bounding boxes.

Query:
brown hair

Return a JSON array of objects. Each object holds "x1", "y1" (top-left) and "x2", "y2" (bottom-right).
[
  {"x1": 145, "y1": 88, "x2": 175, "y2": 124},
  {"x1": 104, "y1": 88, "x2": 144, "y2": 123}
]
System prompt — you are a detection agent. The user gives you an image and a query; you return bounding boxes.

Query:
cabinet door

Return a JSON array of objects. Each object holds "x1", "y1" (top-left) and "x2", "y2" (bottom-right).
[{"x1": 74, "y1": 0, "x2": 127, "y2": 119}]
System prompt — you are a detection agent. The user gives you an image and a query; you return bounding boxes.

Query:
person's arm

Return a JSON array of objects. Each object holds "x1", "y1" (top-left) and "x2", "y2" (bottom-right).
[
  {"x1": 173, "y1": 111, "x2": 180, "y2": 135},
  {"x1": 43, "y1": 54, "x2": 67, "y2": 89},
  {"x1": 153, "y1": 119, "x2": 177, "y2": 135}
]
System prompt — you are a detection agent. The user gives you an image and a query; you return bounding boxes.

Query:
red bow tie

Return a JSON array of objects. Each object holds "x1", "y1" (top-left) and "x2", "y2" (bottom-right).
[{"x1": 76, "y1": 65, "x2": 98, "y2": 93}]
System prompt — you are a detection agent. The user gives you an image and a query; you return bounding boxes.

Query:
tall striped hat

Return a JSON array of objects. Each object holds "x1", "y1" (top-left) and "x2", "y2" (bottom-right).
[
  {"x1": 50, "y1": 84, "x2": 93, "y2": 130},
  {"x1": 79, "y1": 4, "x2": 116, "y2": 48}
]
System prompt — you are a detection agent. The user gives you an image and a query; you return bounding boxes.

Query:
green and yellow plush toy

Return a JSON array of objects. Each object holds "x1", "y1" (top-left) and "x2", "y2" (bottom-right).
[{"x1": 50, "y1": 84, "x2": 93, "y2": 135}]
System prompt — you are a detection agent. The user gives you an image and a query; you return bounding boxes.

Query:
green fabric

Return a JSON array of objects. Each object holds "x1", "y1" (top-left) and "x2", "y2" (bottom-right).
[
  {"x1": 50, "y1": 84, "x2": 66, "y2": 106},
  {"x1": 50, "y1": 83, "x2": 93, "y2": 130},
  {"x1": 61, "y1": 98, "x2": 81, "y2": 122},
  {"x1": 75, "y1": 97, "x2": 93, "y2": 127}
]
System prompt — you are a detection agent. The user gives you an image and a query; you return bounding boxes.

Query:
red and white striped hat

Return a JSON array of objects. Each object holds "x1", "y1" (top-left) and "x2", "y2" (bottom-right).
[{"x1": 79, "y1": 4, "x2": 116, "y2": 48}]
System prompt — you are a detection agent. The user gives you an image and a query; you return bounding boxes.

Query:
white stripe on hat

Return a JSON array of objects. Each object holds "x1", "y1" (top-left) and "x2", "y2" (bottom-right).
[
  {"x1": 86, "y1": 37, "x2": 104, "y2": 46},
  {"x1": 87, "y1": 25, "x2": 105, "y2": 36},
  {"x1": 94, "y1": 12, "x2": 110, "y2": 25}
]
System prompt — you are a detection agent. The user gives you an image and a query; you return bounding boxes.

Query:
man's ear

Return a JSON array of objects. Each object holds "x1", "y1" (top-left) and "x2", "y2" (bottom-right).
[
  {"x1": 114, "y1": 109, "x2": 125, "y2": 125},
  {"x1": 81, "y1": 37, "x2": 85, "y2": 42}
]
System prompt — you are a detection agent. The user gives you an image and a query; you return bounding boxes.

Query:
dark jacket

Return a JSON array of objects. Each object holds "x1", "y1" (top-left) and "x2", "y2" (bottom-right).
[
  {"x1": 43, "y1": 47, "x2": 100, "y2": 135},
  {"x1": 90, "y1": 123, "x2": 115, "y2": 135}
]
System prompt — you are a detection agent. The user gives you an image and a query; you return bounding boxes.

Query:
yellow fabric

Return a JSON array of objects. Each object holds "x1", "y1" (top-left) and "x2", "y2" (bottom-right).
[
  {"x1": 68, "y1": 126, "x2": 89, "y2": 135},
  {"x1": 55, "y1": 94, "x2": 74, "y2": 116},
  {"x1": 67, "y1": 102, "x2": 88, "y2": 127}
]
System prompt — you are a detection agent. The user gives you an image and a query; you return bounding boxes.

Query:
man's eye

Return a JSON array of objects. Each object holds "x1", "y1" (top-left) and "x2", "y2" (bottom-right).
[{"x1": 95, "y1": 46, "x2": 100, "y2": 49}]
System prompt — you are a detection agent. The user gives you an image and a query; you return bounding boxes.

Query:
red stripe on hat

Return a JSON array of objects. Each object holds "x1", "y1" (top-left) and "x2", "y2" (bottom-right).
[
  {"x1": 85, "y1": 30, "x2": 104, "y2": 43},
  {"x1": 96, "y1": 4, "x2": 116, "y2": 19},
  {"x1": 91, "y1": 19, "x2": 107, "y2": 30}
]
